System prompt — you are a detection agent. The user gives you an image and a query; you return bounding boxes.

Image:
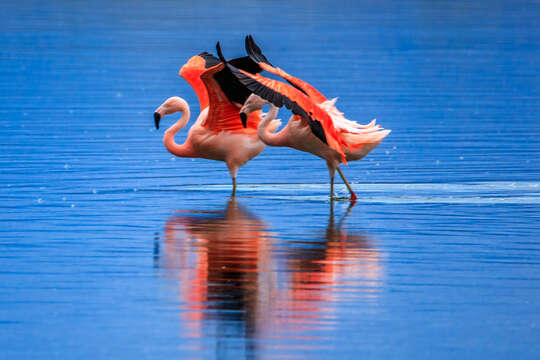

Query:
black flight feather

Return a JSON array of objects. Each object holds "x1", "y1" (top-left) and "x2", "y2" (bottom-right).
[
  {"x1": 218, "y1": 42, "x2": 328, "y2": 145},
  {"x1": 245, "y1": 35, "x2": 309, "y2": 96}
]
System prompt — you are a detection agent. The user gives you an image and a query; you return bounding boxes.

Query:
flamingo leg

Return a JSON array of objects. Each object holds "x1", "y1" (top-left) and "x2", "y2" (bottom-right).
[
  {"x1": 330, "y1": 174, "x2": 335, "y2": 200},
  {"x1": 336, "y1": 166, "x2": 357, "y2": 202},
  {"x1": 231, "y1": 177, "x2": 237, "y2": 197}
]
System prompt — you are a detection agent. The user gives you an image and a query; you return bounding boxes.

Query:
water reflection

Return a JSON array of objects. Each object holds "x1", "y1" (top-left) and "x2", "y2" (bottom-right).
[
  {"x1": 158, "y1": 199, "x2": 382, "y2": 357},
  {"x1": 278, "y1": 202, "x2": 383, "y2": 327}
]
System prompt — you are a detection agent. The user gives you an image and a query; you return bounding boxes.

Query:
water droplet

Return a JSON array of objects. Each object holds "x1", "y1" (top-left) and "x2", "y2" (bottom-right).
[
  {"x1": 62, "y1": 197, "x2": 67, "y2": 201},
  {"x1": 385, "y1": 150, "x2": 390, "y2": 155},
  {"x1": 71, "y1": 204, "x2": 75, "y2": 208},
  {"x1": 92, "y1": 189, "x2": 97, "y2": 194},
  {"x1": 37, "y1": 198, "x2": 43, "y2": 204},
  {"x1": 392, "y1": 146, "x2": 397, "y2": 150},
  {"x1": 436, "y1": 160, "x2": 440, "y2": 165},
  {"x1": 459, "y1": 156, "x2": 464, "y2": 160},
  {"x1": 64, "y1": 164, "x2": 70, "y2": 169},
  {"x1": 133, "y1": 188, "x2": 138, "y2": 192}
]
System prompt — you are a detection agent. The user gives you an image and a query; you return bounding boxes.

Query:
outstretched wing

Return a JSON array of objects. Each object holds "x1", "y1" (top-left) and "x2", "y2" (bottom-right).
[
  {"x1": 216, "y1": 43, "x2": 347, "y2": 161},
  {"x1": 198, "y1": 61, "x2": 261, "y2": 133},
  {"x1": 179, "y1": 51, "x2": 263, "y2": 111},
  {"x1": 245, "y1": 35, "x2": 329, "y2": 105},
  {"x1": 246, "y1": 36, "x2": 381, "y2": 138}
]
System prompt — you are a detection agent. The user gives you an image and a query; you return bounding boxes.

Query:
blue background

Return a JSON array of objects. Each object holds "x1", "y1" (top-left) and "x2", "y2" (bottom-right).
[{"x1": 1, "y1": 1, "x2": 539, "y2": 359}]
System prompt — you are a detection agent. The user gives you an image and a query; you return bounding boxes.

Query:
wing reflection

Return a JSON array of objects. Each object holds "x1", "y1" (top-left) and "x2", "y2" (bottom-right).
[{"x1": 157, "y1": 199, "x2": 383, "y2": 355}]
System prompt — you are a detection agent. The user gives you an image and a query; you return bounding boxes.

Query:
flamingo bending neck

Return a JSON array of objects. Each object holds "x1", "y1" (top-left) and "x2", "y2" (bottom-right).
[
  {"x1": 257, "y1": 105, "x2": 287, "y2": 147},
  {"x1": 162, "y1": 98, "x2": 196, "y2": 158}
]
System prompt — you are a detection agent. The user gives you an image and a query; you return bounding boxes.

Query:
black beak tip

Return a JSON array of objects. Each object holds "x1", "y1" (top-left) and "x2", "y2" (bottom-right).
[
  {"x1": 154, "y1": 112, "x2": 161, "y2": 130},
  {"x1": 240, "y1": 112, "x2": 248, "y2": 128}
]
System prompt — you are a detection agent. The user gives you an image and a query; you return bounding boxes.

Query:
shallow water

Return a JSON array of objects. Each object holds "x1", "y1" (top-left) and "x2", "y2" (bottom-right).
[{"x1": 1, "y1": 0, "x2": 540, "y2": 359}]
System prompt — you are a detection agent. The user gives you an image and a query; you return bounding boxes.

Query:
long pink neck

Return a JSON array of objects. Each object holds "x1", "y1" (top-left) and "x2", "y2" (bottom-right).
[
  {"x1": 163, "y1": 104, "x2": 196, "y2": 158},
  {"x1": 257, "y1": 105, "x2": 288, "y2": 147}
]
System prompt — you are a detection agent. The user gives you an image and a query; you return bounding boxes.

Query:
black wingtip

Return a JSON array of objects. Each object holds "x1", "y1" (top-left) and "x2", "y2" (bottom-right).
[
  {"x1": 153, "y1": 112, "x2": 161, "y2": 130},
  {"x1": 245, "y1": 35, "x2": 257, "y2": 62},
  {"x1": 245, "y1": 35, "x2": 252, "y2": 56},
  {"x1": 245, "y1": 35, "x2": 273, "y2": 67},
  {"x1": 216, "y1": 41, "x2": 227, "y2": 63},
  {"x1": 246, "y1": 35, "x2": 255, "y2": 56}
]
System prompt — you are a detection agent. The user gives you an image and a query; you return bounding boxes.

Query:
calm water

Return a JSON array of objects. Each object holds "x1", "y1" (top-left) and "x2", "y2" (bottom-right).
[{"x1": 1, "y1": 0, "x2": 539, "y2": 359}]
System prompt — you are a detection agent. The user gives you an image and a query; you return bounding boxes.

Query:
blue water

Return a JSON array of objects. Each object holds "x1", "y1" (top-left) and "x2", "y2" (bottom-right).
[{"x1": 1, "y1": 0, "x2": 539, "y2": 359}]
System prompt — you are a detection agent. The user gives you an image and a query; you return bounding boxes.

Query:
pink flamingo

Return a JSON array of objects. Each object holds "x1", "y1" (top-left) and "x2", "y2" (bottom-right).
[
  {"x1": 217, "y1": 38, "x2": 390, "y2": 201},
  {"x1": 154, "y1": 52, "x2": 280, "y2": 196}
]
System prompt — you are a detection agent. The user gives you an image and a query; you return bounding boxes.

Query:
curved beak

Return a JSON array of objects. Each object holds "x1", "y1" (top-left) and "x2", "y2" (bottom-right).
[
  {"x1": 154, "y1": 112, "x2": 161, "y2": 130},
  {"x1": 240, "y1": 112, "x2": 248, "y2": 128}
]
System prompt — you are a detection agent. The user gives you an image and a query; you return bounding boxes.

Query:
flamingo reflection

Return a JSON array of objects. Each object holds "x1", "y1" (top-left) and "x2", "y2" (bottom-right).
[
  {"x1": 276, "y1": 202, "x2": 383, "y2": 330},
  {"x1": 160, "y1": 198, "x2": 275, "y2": 342},
  {"x1": 157, "y1": 199, "x2": 383, "y2": 355}
]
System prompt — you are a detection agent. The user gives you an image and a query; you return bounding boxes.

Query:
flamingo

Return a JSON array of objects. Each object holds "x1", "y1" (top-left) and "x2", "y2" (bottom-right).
[
  {"x1": 154, "y1": 51, "x2": 280, "y2": 196},
  {"x1": 216, "y1": 37, "x2": 390, "y2": 201}
]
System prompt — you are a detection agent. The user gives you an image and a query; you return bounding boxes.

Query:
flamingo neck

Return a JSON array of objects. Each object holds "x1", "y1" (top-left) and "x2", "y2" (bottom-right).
[
  {"x1": 163, "y1": 104, "x2": 196, "y2": 158},
  {"x1": 257, "y1": 105, "x2": 287, "y2": 147}
]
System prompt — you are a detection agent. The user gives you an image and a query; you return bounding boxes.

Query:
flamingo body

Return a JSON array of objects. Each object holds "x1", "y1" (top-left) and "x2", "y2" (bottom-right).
[
  {"x1": 181, "y1": 108, "x2": 270, "y2": 172},
  {"x1": 254, "y1": 99, "x2": 389, "y2": 172},
  {"x1": 155, "y1": 55, "x2": 280, "y2": 195}
]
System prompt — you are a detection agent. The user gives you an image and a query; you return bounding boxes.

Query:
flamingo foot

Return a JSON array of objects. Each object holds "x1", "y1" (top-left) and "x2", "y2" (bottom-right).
[{"x1": 336, "y1": 167, "x2": 357, "y2": 203}]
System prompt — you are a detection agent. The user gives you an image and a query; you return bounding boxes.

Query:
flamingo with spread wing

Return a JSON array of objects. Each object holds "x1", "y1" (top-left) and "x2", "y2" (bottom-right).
[
  {"x1": 217, "y1": 36, "x2": 390, "y2": 201},
  {"x1": 154, "y1": 51, "x2": 280, "y2": 196}
]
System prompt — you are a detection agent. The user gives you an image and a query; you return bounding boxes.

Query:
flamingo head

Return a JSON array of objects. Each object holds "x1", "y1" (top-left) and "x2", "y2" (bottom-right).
[
  {"x1": 153, "y1": 96, "x2": 188, "y2": 130},
  {"x1": 239, "y1": 94, "x2": 268, "y2": 128}
]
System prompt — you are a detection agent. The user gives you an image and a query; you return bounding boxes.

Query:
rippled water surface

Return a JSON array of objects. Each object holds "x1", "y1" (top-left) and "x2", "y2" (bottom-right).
[{"x1": 1, "y1": 1, "x2": 539, "y2": 359}]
